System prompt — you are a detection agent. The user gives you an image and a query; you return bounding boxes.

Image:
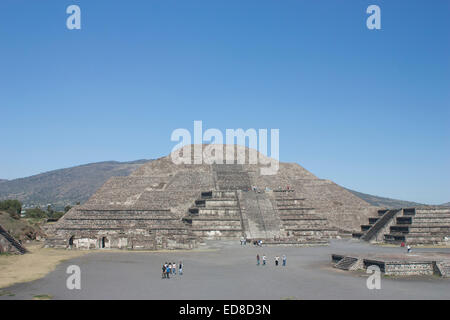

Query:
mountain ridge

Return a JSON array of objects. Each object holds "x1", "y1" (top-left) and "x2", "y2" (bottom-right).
[{"x1": 0, "y1": 160, "x2": 150, "y2": 210}]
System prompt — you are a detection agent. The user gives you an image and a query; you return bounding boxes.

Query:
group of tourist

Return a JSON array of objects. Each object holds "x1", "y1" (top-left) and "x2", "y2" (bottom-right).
[
  {"x1": 256, "y1": 254, "x2": 287, "y2": 266},
  {"x1": 240, "y1": 237, "x2": 263, "y2": 246},
  {"x1": 161, "y1": 261, "x2": 183, "y2": 279}
]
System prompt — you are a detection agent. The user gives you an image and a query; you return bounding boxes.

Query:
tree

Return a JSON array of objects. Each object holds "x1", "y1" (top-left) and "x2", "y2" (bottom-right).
[
  {"x1": 25, "y1": 207, "x2": 47, "y2": 219},
  {"x1": 0, "y1": 200, "x2": 22, "y2": 219}
]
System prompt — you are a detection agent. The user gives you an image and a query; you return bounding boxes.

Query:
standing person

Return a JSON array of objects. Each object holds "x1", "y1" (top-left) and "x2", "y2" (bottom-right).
[
  {"x1": 162, "y1": 264, "x2": 166, "y2": 279},
  {"x1": 262, "y1": 255, "x2": 267, "y2": 266},
  {"x1": 256, "y1": 254, "x2": 260, "y2": 266},
  {"x1": 275, "y1": 256, "x2": 279, "y2": 266},
  {"x1": 179, "y1": 261, "x2": 183, "y2": 275},
  {"x1": 282, "y1": 255, "x2": 287, "y2": 266},
  {"x1": 173, "y1": 262, "x2": 177, "y2": 275},
  {"x1": 167, "y1": 263, "x2": 171, "y2": 279},
  {"x1": 407, "y1": 245, "x2": 412, "y2": 253}
]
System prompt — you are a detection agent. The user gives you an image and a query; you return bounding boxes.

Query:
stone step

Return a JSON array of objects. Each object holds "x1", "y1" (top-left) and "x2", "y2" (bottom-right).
[
  {"x1": 66, "y1": 216, "x2": 179, "y2": 221},
  {"x1": 409, "y1": 226, "x2": 450, "y2": 232},
  {"x1": 335, "y1": 256, "x2": 358, "y2": 270},
  {"x1": 378, "y1": 209, "x2": 389, "y2": 216},
  {"x1": 277, "y1": 207, "x2": 315, "y2": 211},
  {"x1": 416, "y1": 208, "x2": 450, "y2": 214},
  {"x1": 197, "y1": 208, "x2": 240, "y2": 215},
  {"x1": 187, "y1": 216, "x2": 241, "y2": 221},
  {"x1": 280, "y1": 217, "x2": 327, "y2": 221},
  {"x1": 396, "y1": 216, "x2": 413, "y2": 225},
  {"x1": 412, "y1": 215, "x2": 450, "y2": 220},
  {"x1": 0, "y1": 226, "x2": 27, "y2": 254}
]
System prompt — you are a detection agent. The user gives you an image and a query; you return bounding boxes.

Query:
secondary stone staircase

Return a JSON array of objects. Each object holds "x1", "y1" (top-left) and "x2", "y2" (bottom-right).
[
  {"x1": 384, "y1": 208, "x2": 450, "y2": 245},
  {"x1": 353, "y1": 209, "x2": 401, "y2": 242},
  {"x1": 183, "y1": 190, "x2": 244, "y2": 239},
  {"x1": 0, "y1": 224, "x2": 27, "y2": 254},
  {"x1": 361, "y1": 209, "x2": 401, "y2": 242}
]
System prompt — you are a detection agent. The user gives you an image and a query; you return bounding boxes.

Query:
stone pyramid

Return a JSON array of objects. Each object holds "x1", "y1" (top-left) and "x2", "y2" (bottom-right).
[{"x1": 46, "y1": 145, "x2": 378, "y2": 249}]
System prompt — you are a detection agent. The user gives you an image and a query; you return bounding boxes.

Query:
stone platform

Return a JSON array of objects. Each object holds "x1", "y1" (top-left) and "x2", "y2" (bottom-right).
[{"x1": 332, "y1": 252, "x2": 450, "y2": 277}]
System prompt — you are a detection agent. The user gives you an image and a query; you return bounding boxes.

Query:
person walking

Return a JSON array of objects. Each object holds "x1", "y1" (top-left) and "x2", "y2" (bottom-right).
[
  {"x1": 407, "y1": 245, "x2": 412, "y2": 253},
  {"x1": 173, "y1": 262, "x2": 177, "y2": 275},
  {"x1": 256, "y1": 254, "x2": 260, "y2": 266},
  {"x1": 275, "y1": 256, "x2": 279, "y2": 266},
  {"x1": 167, "y1": 263, "x2": 171, "y2": 279},
  {"x1": 262, "y1": 255, "x2": 266, "y2": 266},
  {"x1": 179, "y1": 261, "x2": 183, "y2": 275},
  {"x1": 162, "y1": 264, "x2": 166, "y2": 279},
  {"x1": 282, "y1": 254, "x2": 287, "y2": 266}
]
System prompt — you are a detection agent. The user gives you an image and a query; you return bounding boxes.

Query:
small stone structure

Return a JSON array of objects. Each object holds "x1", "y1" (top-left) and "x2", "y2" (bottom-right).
[
  {"x1": 354, "y1": 207, "x2": 450, "y2": 245},
  {"x1": 45, "y1": 145, "x2": 379, "y2": 250},
  {"x1": 0, "y1": 224, "x2": 27, "y2": 254},
  {"x1": 332, "y1": 252, "x2": 450, "y2": 277}
]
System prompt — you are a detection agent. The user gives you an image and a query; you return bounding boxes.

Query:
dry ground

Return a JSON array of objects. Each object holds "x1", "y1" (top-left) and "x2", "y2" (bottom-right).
[
  {"x1": 0, "y1": 242, "x2": 215, "y2": 289},
  {"x1": 0, "y1": 242, "x2": 90, "y2": 289}
]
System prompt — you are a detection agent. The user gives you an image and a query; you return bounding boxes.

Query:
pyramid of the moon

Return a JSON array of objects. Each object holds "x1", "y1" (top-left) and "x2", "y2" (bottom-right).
[{"x1": 46, "y1": 145, "x2": 379, "y2": 250}]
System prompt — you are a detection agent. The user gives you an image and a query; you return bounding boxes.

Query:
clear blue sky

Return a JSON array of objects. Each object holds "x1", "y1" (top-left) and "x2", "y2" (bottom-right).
[{"x1": 0, "y1": 0, "x2": 449, "y2": 204}]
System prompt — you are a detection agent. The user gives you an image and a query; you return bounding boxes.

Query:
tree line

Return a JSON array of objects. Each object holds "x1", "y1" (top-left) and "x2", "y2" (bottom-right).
[{"x1": 0, "y1": 199, "x2": 71, "y2": 221}]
